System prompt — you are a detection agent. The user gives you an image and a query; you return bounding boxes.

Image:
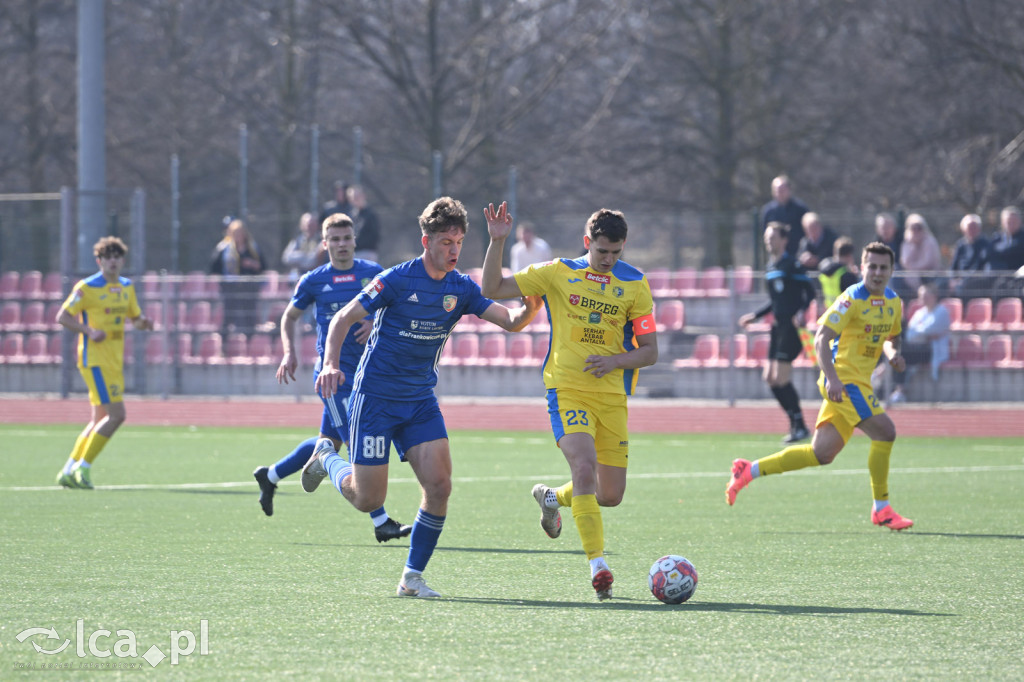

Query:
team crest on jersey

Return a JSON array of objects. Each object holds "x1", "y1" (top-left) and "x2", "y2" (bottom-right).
[
  {"x1": 864, "y1": 325, "x2": 872, "y2": 332},
  {"x1": 569, "y1": 294, "x2": 581, "y2": 305},
  {"x1": 613, "y1": 286, "x2": 624, "y2": 298},
  {"x1": 443, "y1": 295, "x2": 457, "y2": 312},
  {"x1": 360, "y1": 278, "x2": 371, "y2": 287}
]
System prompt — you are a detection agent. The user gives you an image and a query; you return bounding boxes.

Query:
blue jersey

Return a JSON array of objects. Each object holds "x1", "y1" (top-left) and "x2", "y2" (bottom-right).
[
  {"x1": 353, "y1": 258, "x2": 494, "y2": 400},
  {"x1": 290, "y1": 259, "x2": 383, "y2": 380}
]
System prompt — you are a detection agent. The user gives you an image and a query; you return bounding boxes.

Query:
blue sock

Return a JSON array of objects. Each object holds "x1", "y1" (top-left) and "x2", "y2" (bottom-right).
[
  {"x1": 323, "y1": 451, "x2": 353, "y2": 494},
  {"x1": 369, "y1": 507, "x2": 390, "y2": 527},
  {"x1": 271, "y1": 437, "x2": 317, "y2": 481},
  {"x1": 405, "y1": 509, "x2": 445, "y2": 573}
]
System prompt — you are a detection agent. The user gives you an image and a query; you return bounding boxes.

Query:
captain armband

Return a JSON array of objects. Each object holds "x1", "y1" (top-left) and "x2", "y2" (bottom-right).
[{"x1": 632, "y1": 312, "x2": 657, "y2": 335}]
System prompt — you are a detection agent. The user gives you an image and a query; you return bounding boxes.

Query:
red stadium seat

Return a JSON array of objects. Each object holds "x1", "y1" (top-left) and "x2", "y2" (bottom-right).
[
  {"x1": 48, "y1": 333, "x2": 63, "y2": 361},
  {"x1": 946, "y1": 334, "x2": 984, "y2": 368},
  {"x1": 709, "y1": 333, "x2": 748, "y2": 367},
  {"x1": 1, "y1": 301, "x2": 22, "y2": 331},
  {"x1": 904, "y1": 299, "x2": 924, "y2": 321},
  {"x1": 0, "y1": 271, "x2": 20, "y2": 299},
  {"x1": 478, "y1": 333, "x2": 507, "y2": 365},
  {"x1": 673, "y1": 334, "x2": 720, "y2": 368},
  {"x1": 197, "y1": 332, "x2": 225, "y2": 365},
  {"x1": 1, "y1": 332, "x2": 27, "y2": 363},
  {"x1": 506, "y1": 334, "x2": 536, "y2": 366},
  {"x1": 655, "y1": 300, "x2": 685, "y2": 332},
  {"x1": 42, "y1": 272, "x2": 64, "y2": 300},
  {"x1": 176, "y1": 333, "x2": 194, "y2": 362},
  {"x1": 25, "y1": 332, "x2": 51, "y2": 363},
  {"x1": 647, "y1": 269, "x2": 674, "y2": 298},
  {"x1": 748, "y1": 334, "x2": 770, "y2": 364},
  {"x1": 45, "y1": 302, "x2": 63, "y2": 331},
  {"x1": 671, "y1": 268, "x2": 700, "y2": 297},
  {"x1": 959, "y1": 297, "x2": 993, "y2": 331},
  {"x1": 21, "y1": 301, "x2": 48, "y2": 331},
  {"x1": 145, "y1": 334, "x2": 170, "y2": 364},
  {"x1": 733, "y1": 266, "x2": 754, "y2": 295},
  {"x1": 225, "y1": 332, "x2": 251, "y2": 364},
  {"x1": 700, "y1": 267, "x2": 729, "y2": 297},
  {"x1": 450, "y1": 332, "x2": 480, "y2": 366},
  {"x1": 247, "y1": 334, "x2": 275, "y2": 365},
  {"x1": 993, "y1": 297, "x2": 1024, "y2": 331},
  {"x1": 985, "y1": 334, "x2": 1013, "y2": 366},
  {"x1": 183, "y1": 300, "x2": 217, "y2": 332},
  {"x1": 19, "y1": 270, "x2": 44, "y2": 299},
  {"x1": 533, "y1": 334, "x2": 550, "y2": 363},
  {"x1": 181, "y1": 271, "x2": 212, "y2": 299}
]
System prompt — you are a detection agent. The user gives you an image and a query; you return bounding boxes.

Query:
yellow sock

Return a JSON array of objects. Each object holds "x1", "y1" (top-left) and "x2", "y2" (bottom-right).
[
  {"x1": 82, "y1": 432, "x2": 110, "y2": 465},
  {"x1": 868, "y1": 440, "x2": 894, "y2": 501},
  {"x1": 758, "y1": 444, "x2": 820, "y2": 476},
  {"x1": 571, "y1": 494, "x2": 604, "y2": 561},
  {"x1": 70, "y1": 433, "x2": 90, "y2": 462},
  {"x1": 555, "y1": 482, "x2": 573, "y2": 508}
]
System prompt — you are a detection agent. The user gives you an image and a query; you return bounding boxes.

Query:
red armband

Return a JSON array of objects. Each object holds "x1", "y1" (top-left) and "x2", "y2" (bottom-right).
[{"x1": 632, "y1": 312, "x2": 657, "y2": 335}]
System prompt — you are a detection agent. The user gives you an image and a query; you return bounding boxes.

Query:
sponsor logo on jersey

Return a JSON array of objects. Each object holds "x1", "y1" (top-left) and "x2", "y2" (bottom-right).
[
  {"x1": 408, "y1": 292, "x2": 419, "y2": 302},
  {"x1": 573, "y1": 295, "x2": 620, "y2": 315},
  {"x1": 364, "y1": 277, "x2": 383, "y2": 299},
  {"x1": 110, "y1": 287, "x2": 122, "y2": 294},
  {"x1": 321, "y1": 284, "x2": 333, "y2": 292},
  {"x1": 411, "y1": 320, "x2": 419, "y2": 329},
  {"x1": 871, "y1": 298, "x2": 884, "y2": 307},
  {"x1": 586, "y1": 272, "x2": 610, "y2": 284},
  {"x1": 837, "y1": 299, "x2": 851, "y2": 313},
  {"x1": 333, "y1": 274, "x2": 356, "y2": 283},
  {"x1": 443, "y1": 295, "x2": 457, "y2": 312},
  {"x1": 588, "y1": 312, "x2": 602, "y2": 324}
]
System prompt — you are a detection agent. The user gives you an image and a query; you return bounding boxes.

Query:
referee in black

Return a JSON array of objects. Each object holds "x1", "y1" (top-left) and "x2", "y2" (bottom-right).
[{"x1": 739, "y1": 222, "x2": 817, "y2": 443}]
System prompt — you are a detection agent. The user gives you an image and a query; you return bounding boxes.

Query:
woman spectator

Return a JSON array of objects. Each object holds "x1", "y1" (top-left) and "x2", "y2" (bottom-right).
[
  {"x1": 209, "y1": 219, "x2": 266, "y2": 333},
  {"x1": 898, "y1": 213, "x2": 942, "y2": 292}
]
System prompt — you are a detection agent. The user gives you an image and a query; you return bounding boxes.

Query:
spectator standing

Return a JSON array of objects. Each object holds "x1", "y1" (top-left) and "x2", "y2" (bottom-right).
[
  {"x1": 818, "y1": 237, "x2": 860, "y2": 307},
  {"x1": 761, "y1": 175, "x2": 810, "y2": 256},
  {"x1": 987, "y1": 206, "x2": 1024, "y2": 299},
  {"x1": 209, "y1": 218, "x2": 266, "y2": 333},
  {"x1": 347, "y1": 185, "x2": 381, "y2": 263},
  {"x1": 874, "y1": 212, "x2": 903, "y2": 266},
  {"x1": 796, "y1": 212, "x2": 838, "y2": 270},
  {"x1": 319, "y1": 181, "x2": 352, "y2": 224},
  {"x1": 281, "y1": 212, "x2": 327, "y2": 283},
  {"x1": 898, "y1": 213, "x2": 942, "y2": 292},
  {"x1": 509, "y1": 222, "x2": 553, "y2": 272},
  {"x1": 948, "y1": 213, "x2": 990, "y2": 301}
]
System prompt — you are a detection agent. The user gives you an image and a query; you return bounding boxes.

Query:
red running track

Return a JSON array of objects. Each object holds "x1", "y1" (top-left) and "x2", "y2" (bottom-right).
[{"x1": 0, "y1": 396, "x2": 1020, "y2": 437}]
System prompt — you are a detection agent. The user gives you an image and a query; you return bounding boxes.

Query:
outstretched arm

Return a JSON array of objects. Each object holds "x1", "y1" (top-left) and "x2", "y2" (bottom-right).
[
  {"x1": 481, "y1": 202, "x2": 526, "y2": 300},
  {"x1": 479, "y1": 296, "x2": 543, "y2": 332}
]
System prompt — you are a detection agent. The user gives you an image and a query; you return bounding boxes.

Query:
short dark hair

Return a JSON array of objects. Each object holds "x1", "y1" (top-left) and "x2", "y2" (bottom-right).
[
  {"x1": 862, "y1": 241, "x2": 895, "y2": 266},
  {"x1": 765, "y1": 221, "x2": 789, "y2": 238},
  {"x1": 93, "y1": 236, "x2": 127, "y2": 259},
  {"x1": 419, "y1": 197, "x2": 468, "y2": 236},
  {"x1": 322, "y1": 213, "x2": 354, "y2": 235},
  {"x1": 586, "y1": 209, "x2": 628, "y2": 243},
  {"x1": 834, "y1": 236, "x2": 855, "y2": 258}
]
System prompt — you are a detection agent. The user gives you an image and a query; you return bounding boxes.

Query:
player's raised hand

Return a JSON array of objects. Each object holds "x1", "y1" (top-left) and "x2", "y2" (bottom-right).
[{"x1": 483, "y1": 202, "x2": 513, "y2": 241}]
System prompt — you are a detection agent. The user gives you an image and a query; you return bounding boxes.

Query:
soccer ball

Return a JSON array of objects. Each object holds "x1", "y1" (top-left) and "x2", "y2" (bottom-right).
[{"x1": 648, "y1": 555, "x2": 698, "y2": 604}]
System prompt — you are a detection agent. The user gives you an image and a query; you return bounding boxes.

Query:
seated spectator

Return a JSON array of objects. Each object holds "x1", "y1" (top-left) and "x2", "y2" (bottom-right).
[
  {"x1": 986, "y1": 206, "x2": 1024, "y2": 294},
  {"x1": 899, "y1": 213, "x2": 942, "y2": 292},
  {"x1": 948, "y1": 213, "x2": 991, "y2": 301},
  {"x1": 817, "y1": 237, "x2": 860, "y2": 307},
  {"x1": 889, "y1": 282, "x2": 950, "y2": 404},
  {"x1": 209, "y1": 218, "x2": 266, "y2": 333},
  {"x1": 796, "y1": 212, "x2": 838, "y2": 270},
  {"x1": 282, "y1": 212, "x2": 327, "y2": 283}
]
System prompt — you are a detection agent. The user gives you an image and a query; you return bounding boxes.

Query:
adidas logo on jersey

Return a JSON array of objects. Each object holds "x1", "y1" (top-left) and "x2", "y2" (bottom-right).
[
  {"x1": 321, "y1": 284, "x2": 333, "y2": 292},
  {"x1": 407, "y1": 293, "x2": 419, "y2": 302}
]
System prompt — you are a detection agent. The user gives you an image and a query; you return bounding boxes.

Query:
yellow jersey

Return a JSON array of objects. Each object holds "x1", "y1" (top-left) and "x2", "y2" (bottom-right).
[
  {"x1": 817, "y1": 281, "x2": 902, "y2": 386},
  {"x1": 514, "y1": 257, "x2": 655, "y2": 395},
  {"x1": 61, "y1": 272, "x2": 142, "y2": 368}
]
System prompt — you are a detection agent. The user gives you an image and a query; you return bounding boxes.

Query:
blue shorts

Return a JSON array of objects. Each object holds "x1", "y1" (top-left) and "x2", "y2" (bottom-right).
[
  {"x1": 347, "y1": 392, "x2": 448, "y2": 466},
  {"x1": 314, "y1": 360, "x2": 351, "y2": 443}
]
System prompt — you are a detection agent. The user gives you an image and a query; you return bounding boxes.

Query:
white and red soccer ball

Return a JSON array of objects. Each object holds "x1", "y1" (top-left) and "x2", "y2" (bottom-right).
[{"x1": 648, "y1": 555, "x2": 698, "y2": 604}]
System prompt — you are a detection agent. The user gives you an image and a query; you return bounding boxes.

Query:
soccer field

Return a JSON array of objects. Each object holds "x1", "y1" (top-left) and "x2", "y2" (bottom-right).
[{"x1": 2, "y1": 424, "x2": 1022, "y2": 680}]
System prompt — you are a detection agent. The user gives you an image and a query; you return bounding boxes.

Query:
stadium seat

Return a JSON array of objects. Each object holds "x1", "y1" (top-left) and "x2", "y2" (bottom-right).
[
  {"x1": 141, "y1": 271, "x2": 163, "y2": 299},
  {"x1": 21, "y1": 301, "x2": 48, "y2": 331},
  {"x1": 506, "y1": 334, "x2": 536, "y2": 366},
  {"x1": 145, "y1": 334, "x2": 170, "y2": 364},
  {"x1": 183, "y1": 300, "x2": 217, "y2": 332},
  {"x1": 1013, "y1": 336, "x2": 1024, "y2": 369},
  {"x1": 670, "y1": 268, "x2": 700, "y2": 297},
  {"x1": 25, "y1": 332, "x2": 51, "y2": 363},
  {"x1": 45, "y1": 302, "x2": 63, "y2": 330},
  {"x1": 733, "y1": 266, "x2": 754, "y2": 295},
  {"x1": 946, "y1": 334, "x2": 984, "y2": 368},
  {"x1": 19, "y1": 270, "x2": 44, "y2": 299},
  {"x1": 993, "y1": 297, "x2": 1024, "y2": 331},
  {"x1": 123, "y1": 332, "x2": 135, "y2": 363},
  {"x1": 42, "y1": 272, "x2": 64, "y2": 300},
  {"x1": 958, "y1": 297, "x2": 992, "y2": 331},
  {"x1": 748, "y1": 334, "x2": 770, "y2": 364},
  {"x1": 0, "y1": 271, "x2": 20, "y2": 299},
  {"x1": 940, "y1": 298, "x2": 963, "y2": 328},
  {"x1": 655, "y1": 300, "x2": 685, "y2": 332},
  {"x1": 904, "y1": 299, "x2": 923, "y2": 321},
  {"x1": 532, "y1": 334, "x2": 550, "y2": 363},
  {"x1": 449, "y1": 332, "x2": 480, "y2": 366},
  {"x1": 195, "y1": 332, "x2": 226, "y2": 365},
  {"x1": 747, "y1": 312, "x2": 773, "y2": 333},
  {"x1": 247, "y1": 334, "x2": 275, "y2": 365},
  {"x1": 176, "y1": 333, "x2": 194, "y2": 362},
  {"x1": 673, "y1": 334, "x2": 720, "y2": 368},
  {"x1": 710, "y1": 333, "x2": 748, "y2": 367},
  {"x1": 1, "y1": 301, "x2": 22, "y2": 331},
  {"x1": 181, "y1": 271, "x2": 212, "y2": 299},
  {"x1": 145, "y1": 302, "x2": 165, "y2": 330},
  {"x1": 647, "y1": 269, "x2": 674, "y2": 298},
  {"x1": 1, "y1": 333, "x2": 27, "y2": 363},
  {"x1": 700, "y1": 267, "x2": 729, "y2": 297},
  {"x1": 224, "y1": 332, "x2": 251, "y2": 364},
  {"x1": 478, "y1": 333, "x2": 507, "y2": 365},
  {"x1": 47, "y1": 333, "x2": 63, "y2": 361},
  {"x1": 260, "y1": 270, "x2": 293, "y2": 301},
  {"x1": 985, "y1": 334, "x2": 1013, "y2": 366}
]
